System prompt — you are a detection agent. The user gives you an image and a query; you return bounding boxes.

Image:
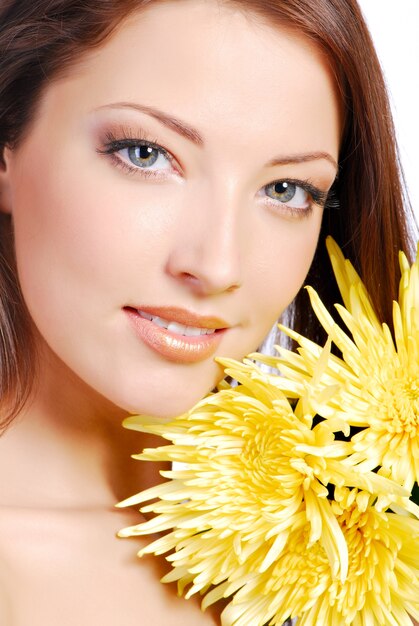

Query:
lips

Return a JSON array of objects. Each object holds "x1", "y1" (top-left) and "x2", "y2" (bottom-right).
[
  {"x1": 138, "y1": 310, "x2": 217, "y2": 336},
  {"x1": 123, "y1": 306, "x2": 229, "y2": 363}
]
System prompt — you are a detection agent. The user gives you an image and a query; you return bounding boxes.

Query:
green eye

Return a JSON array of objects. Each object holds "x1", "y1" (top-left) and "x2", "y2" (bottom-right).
[
  {"x1": 266, "y1": 182, "x2": 298, "y2": 203},
  {"x1": 264, "y1": 181, "x2": 310, "y2": 209},
  {"x1": 127, "y1": 145, "x2": 160, "y2": 168},
  {"x1": 98, "y1": 134, "x2": 176, "y2": 177},
  {"x1": 268, "y1": 181, "x2": 295, "y2": 201}
]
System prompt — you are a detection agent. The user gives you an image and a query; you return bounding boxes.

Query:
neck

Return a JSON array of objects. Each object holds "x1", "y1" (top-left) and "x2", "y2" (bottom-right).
[{"x1": 0, "y1": 345, "x2": 168, "y2": 510}]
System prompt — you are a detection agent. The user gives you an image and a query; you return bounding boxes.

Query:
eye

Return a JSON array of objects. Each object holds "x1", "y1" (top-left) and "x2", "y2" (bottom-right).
[
  {"x1": 121, "y1": 144, "x2": 172, "y2": 171},
  {"x1": 264, "y1": 181, "x2": 310, "y2": 209},
  {"x1": 97, "y1": 131, "x2": 178, "y2": 178},
  {"x1": 260, "y1": 178, "x2": 328, "y2": 216}
]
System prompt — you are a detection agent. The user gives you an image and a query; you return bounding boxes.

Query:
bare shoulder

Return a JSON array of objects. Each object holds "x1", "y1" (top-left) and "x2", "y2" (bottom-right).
[
  {"x1": 0, "y1": 550, "x2": 15, "y2": 626},
  {"x1": 0, "y1": 507, "x2": 21, "y2": 626},
  {"x1": 0, "y1": 505, "x2": 220, "y2": 626},
  {"x1": 0, "y1": 591, "x2": 14, "y2": 626}
]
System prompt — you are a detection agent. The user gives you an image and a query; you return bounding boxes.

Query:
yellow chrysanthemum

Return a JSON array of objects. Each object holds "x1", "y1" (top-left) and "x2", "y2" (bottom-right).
[
  {"x1": 215, "y1": 488, "x2": 419, "y2": 626},
  {"x1": 118, "y1": 238, "x2": 419, "y2": 624},
  {"x1": 117, "y1": 359, "x2": 412, "y2": 625},
  {"x1": 258, "y1": 237, "x2": 419, "y2": 492}
]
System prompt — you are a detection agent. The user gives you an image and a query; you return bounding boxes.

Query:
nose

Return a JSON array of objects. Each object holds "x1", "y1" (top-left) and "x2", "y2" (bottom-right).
[{"x1": 166, "y1": 183, "x2": 243, "y2": 296}]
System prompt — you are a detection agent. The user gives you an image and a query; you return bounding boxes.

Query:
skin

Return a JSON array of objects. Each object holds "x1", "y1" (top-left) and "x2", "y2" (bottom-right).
[{"x1": 0, "y1": 1, "x2": 340, "y2": 624}]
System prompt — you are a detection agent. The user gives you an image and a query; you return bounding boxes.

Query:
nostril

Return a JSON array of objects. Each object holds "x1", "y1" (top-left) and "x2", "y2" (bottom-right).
[
  {"x1": 165, "y1": 240, "x2": 242, "y2": 295},
  {"x1": 226, "y1": 282, "x2": 241, "y2": 293},
  {"x1": 179, "y1": 272, "x2": 201, "y2": 285}
]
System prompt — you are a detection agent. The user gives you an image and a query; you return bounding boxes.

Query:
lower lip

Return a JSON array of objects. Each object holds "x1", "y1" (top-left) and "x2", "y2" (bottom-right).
[{"x1": 124, "y1": 308, "x2": 226, "y2": 364}]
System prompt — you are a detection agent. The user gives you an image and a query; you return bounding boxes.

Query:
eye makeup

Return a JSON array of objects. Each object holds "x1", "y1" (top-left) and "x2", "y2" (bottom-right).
[
  {"x1": 95, "y1": 122, "x2": 335, "y2": 218},
  {"x1": 96, "y1": 125, "x2": 182, "y2": 179},
  {"x1": 259, "y1": 177, "x2": 333, "y2": 219}
]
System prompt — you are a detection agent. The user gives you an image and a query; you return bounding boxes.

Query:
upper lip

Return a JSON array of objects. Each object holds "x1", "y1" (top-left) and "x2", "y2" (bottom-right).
[{"x1": 126, "y1": 306, "x2": 230, "y2": 330}]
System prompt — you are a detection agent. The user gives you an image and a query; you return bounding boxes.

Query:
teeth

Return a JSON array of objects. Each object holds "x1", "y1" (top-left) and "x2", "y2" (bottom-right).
[
  {"x1": 138, "y1": 310, "x2": 216, "y2": 337},
  {"x1": 185, "y1": 326, "x2": 201, "y2": 337},
  {"x1": 167, "y1": 321, "x2": 187, "y2": 335},
  {"x1": 152, "y1": 316, "x2": 168, "y2": 328}
]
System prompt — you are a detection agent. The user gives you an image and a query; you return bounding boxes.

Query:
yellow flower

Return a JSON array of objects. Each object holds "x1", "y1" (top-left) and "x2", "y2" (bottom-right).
[
  {"x1": 259, "y1": 238, "x2": 419, "y2": 492},
  {"x1": 118, "y1": 238, "x2": 419, "y2": 624},
  {"x1": 216, "y1": 488, "x2": 419, "y2": 626},
  {"x1": 117, "y1": 359, "x2": 411, "y2": 625}
]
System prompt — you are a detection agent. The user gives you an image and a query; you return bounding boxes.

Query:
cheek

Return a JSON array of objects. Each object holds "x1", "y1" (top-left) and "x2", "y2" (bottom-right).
[
  {"x1": 218, "y1": 221, "x2": 321, "y2": 369},
  {"x1": 229, "y1": 212, "x2": 323, "y2": 361},
  {"x1": 9, "y1": 151, "x2": 164, "y2": 319},
  {"x1": 11, "y1": 168, "x2": 108, "y2": 316},
  {"x1": 251, "y1": 214, "x2": 322, "y2": 318},
  {"x1": 6, "y1": 133, "x2": 324, "y2": 417}
]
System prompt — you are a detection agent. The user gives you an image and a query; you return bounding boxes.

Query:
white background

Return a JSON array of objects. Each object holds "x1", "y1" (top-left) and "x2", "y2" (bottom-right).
[{"x1": 358, "y1": 0, "x2": 419, "y2": 225}]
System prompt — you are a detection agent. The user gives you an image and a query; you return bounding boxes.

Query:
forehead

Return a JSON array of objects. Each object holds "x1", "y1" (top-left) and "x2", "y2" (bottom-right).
[{"x1": 35, "y1": 0, "x2": 341, "y2": 161}]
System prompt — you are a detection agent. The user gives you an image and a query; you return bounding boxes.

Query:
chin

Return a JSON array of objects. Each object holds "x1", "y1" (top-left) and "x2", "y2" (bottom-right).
[
  {"x1": 121, "y1": 395, "x2": 206, "y2": 420},
  {"x1": 98, "y1": 359, "x2": 224, "y2": 420},
  {"x1": 116, "y1": 381, "x2": 217, "y2": 420}
]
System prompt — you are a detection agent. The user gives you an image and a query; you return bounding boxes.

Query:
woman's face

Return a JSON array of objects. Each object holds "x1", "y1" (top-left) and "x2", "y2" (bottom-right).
[{"x1": 1, "y1": 0, "x2": 340, "y2": 417}]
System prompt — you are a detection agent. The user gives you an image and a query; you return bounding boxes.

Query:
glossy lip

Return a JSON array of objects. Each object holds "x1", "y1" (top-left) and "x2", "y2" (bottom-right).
[
  {"x1": 123, "y1": 306, "x2": 230, "y2": 364},
  {"x1": 131, "y1": 305, "x2": 230, "y2": 329}
]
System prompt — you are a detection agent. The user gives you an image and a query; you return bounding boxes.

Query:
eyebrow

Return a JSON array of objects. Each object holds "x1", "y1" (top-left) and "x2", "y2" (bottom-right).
[
  {"x1": 96, "y1": 102, "x2": 204, "y2": 146},
  {"x1": 267, "y1": 152, "x2": 338, "y2": 171},
  {"x1": 96, "y1": 101, "x2": 338, "y2": 171}
]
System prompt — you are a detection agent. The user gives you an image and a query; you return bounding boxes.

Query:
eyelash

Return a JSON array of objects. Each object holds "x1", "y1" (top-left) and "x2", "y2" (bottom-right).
[
  {"x1": 96, "y1": 129, "x2": 179, "y2": 179},
  {"x1": 263, "y1": 179, "x2": 332, "y2": 219},
  {"x1": 97, "y1": 130, "x2": 331, "y2": 215}
]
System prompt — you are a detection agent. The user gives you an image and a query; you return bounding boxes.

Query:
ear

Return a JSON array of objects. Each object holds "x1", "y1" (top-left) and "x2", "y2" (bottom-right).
[{"x1": 0, "y1": 148, "x2": 13, "y2": 215}]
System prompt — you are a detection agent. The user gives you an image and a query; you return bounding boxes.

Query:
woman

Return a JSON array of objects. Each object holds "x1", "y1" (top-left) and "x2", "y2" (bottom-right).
[{"x1": 0, "y1": 0, "x2": 414, "y2": 624}]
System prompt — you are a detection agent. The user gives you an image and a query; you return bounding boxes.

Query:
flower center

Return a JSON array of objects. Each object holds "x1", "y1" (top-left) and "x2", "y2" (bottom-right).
[
  {"x1": 380, "y1": 376, "x2": 419, "y2": 436},
  {"x1": 269, "y1": 524, "x2": 330, "y2": 592},
  {"x1": 240, "y1": 414, "x2": 307, "y2": 505}
]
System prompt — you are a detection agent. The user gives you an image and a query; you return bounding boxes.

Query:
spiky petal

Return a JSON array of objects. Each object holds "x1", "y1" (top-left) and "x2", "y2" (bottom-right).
[{"x1": 118, "y1": 357, "x2": 416, "y2": 625}]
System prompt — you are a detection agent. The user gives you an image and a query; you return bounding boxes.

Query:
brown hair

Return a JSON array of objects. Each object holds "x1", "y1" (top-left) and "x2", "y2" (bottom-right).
[{"x1": 0, "y1": 0, "x2": 414, "y2": 429}]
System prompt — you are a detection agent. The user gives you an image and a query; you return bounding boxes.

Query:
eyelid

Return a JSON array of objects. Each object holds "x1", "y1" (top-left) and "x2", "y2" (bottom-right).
[
  {"x1": 96, "y1": 127, "x2": 182, "y2": 177},
  {"x1": 96, "y1": 128, "x2": 334, "y2": 215},
  {"x1": 267, "y1": 178, "x2": 329, "y2": 207},
  {"x1": 258, "y1": 177, "x2": 329, "y2": 217}
]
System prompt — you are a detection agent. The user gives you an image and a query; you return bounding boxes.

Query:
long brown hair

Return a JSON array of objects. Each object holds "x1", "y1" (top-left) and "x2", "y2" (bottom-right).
[{"x1": 0, "y1": 0, "x2": 414, "y2": 429}]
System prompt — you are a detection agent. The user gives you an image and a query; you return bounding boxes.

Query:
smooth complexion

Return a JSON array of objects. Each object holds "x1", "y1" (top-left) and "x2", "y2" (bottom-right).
[
  {"x1": 0, "y1": 1, "x2": 339, "y2": 419},
  {"x1": 0, "y1": 2, "x2": 340, "y2": 624}
]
